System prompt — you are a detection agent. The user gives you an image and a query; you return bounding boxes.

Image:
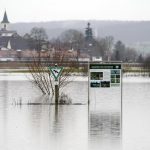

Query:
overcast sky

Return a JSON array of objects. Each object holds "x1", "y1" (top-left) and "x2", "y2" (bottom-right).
[{"x1": 0, "y1": 0, "x2": 150, "y2": 23}]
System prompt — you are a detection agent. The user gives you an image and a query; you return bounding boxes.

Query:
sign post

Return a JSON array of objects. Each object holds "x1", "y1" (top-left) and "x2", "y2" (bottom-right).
[
  {"x1": 88, "y1": 63, "x2": 122, "y2": 135},
  {"x1": 48, "y1": 64, "x2": 63, "y2": 104}
]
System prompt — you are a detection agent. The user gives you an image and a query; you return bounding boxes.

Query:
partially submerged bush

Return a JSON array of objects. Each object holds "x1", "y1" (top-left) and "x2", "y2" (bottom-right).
[{"x1": 59, "y1": 93, "x2": 72, "y2": 104}]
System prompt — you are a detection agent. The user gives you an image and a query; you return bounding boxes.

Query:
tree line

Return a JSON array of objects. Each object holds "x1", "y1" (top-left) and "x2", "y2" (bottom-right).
[{"x1": 23, "y1": 26, "x2": 150, "y2": 64}]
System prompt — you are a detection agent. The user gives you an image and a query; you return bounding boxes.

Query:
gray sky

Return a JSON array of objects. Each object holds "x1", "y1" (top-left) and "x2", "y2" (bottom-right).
[{"x1": 0, "y1": 0, "x2": 150, "y2": 23}]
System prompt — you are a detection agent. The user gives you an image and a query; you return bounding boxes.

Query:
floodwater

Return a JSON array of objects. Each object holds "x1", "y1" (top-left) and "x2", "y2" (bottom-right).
[{"x1": 0, "y1": 73, "x2": 150, "y2": 150}]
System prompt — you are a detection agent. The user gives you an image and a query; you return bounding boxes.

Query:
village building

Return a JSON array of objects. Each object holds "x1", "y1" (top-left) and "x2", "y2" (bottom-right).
[
  {"x1": 0, "y1": 11, "x2": 94, "y2": 62},
  {"x1": 0, "y1": 11, "x2": 50, "y2": 61},
  {"x1": 0, "y1": 11, "x2": 29, "y2": 51}
]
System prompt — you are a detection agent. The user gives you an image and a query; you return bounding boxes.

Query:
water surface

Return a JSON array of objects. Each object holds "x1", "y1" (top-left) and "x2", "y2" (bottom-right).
[{"x1": 0, "y1": 74, "x2": 150, "y2": 150}]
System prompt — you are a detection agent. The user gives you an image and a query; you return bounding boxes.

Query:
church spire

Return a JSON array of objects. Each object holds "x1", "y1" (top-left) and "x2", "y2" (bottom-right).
[
  {"x1": 85, "y1": 22, "x2": 93, "y2": 41},
  {"x1": 1, "y1": 11, "x2": 9, "y2": 23},
  {"x1": 1, "y1": 10, "x2": 10, "y2": 30}
]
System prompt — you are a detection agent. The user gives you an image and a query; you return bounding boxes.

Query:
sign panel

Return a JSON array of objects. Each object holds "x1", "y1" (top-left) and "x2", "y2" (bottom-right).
[
  {"x1": 89, "y1": 64, "x2": 121, "y2": 88},
  {"x1": 48, "y1": 66, "x2": 63, "y2": 81}
]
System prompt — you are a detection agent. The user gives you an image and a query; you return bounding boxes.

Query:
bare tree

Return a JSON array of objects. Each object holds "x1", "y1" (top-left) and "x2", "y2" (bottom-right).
[
  {"x1": 104, "y1": 36, "x2": 114, "y2": 61},
  {"x1": 124, "y1": 47, "x2": 137, "y2": 62},
  {"x1": 30, "y1": 27, "x2": 48, "y2": 62},
  {"x1": 27, "y1": 59, "x2": 54, "y2": 95},
  {"x1": 27, "y1": 49, "x2": 77, "y2": 104},
  {"x1": 112, "y1": 40, "x2": 126, "y2": 61},
  {"x1": 60, "y1": 29, "x2": 85, "y2": 50}
]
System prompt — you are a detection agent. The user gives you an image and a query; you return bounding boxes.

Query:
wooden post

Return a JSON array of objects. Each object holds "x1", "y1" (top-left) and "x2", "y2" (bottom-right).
[{"x1": 55, "y1": 82, "x2": 59, "y2": 105}]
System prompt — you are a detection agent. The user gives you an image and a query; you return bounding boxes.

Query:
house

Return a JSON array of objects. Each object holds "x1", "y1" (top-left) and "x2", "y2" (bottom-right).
[{"x1": 0, "y1": 11, "x2": 29, "y2": 50}]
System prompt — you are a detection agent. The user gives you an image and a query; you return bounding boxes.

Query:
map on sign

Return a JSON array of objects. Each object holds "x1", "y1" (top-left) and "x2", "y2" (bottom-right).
[
  {"x1": 48, "y1": 66, "x2": 63, "y2": 81},
  {"x1": 89, "y1": 64, "x2": 121, "y2": 88}
]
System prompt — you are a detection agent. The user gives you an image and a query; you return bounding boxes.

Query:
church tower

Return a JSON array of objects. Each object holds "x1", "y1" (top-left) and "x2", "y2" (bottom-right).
[
  {"x1": 1, "y1": 11, "x2": 9, "y2": 31},
  {"x1": 85, "y1": 22, "x2": 93, "y2": 42}
]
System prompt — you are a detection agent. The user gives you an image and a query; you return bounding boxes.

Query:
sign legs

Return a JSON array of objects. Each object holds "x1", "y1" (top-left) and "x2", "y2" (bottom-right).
[{"x1": 55, "y1": 84, "x2": 59, "y2": 105}]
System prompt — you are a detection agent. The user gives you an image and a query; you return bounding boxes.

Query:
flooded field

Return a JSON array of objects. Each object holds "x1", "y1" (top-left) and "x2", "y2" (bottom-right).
[{"x1": 0, "y1": 73, "x2": 150, "y2": 150}]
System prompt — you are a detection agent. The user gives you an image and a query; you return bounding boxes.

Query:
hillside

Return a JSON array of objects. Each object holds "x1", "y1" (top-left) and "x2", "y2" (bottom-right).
[{"x1": 10, "y1": 20, "x2": 150, "y2": 45}]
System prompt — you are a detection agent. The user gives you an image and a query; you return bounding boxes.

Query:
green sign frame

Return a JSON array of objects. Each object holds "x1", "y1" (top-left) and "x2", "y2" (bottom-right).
[{"x1": 48, "y1": 66, "x2": 63, "y2": 81}]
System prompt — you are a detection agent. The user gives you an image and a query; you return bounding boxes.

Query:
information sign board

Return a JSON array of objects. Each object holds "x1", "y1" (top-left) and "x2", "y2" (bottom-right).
[{"x1": 89, "y1": 64, "x2": 122, "y2": 88}]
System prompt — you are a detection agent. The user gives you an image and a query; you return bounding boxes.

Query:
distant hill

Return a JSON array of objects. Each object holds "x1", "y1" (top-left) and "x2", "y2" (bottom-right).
[{"x1": 10, "y1": 20, "x2": 150, "y2": 45}]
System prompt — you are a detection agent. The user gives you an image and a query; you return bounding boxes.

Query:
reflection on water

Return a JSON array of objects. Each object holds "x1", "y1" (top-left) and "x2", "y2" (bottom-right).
[
  {"x1": 0, "y1": 79, "x2": 121, "y2": 150},
  {"x1": 1, "y1": 76, "x2": 150, "y2": 150},
  {"x1": 89, "y1": 112, "x2": 120, "y2": 138},
  {"x1": 89, "y1": 111, "x2": 121, "y2": 150},
  {"x1": 0, "y1": 105, "x2": 89, "y2": 150},
  {"x1": 0, "y1": 104, "x2": 121, "y2": 150}
]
